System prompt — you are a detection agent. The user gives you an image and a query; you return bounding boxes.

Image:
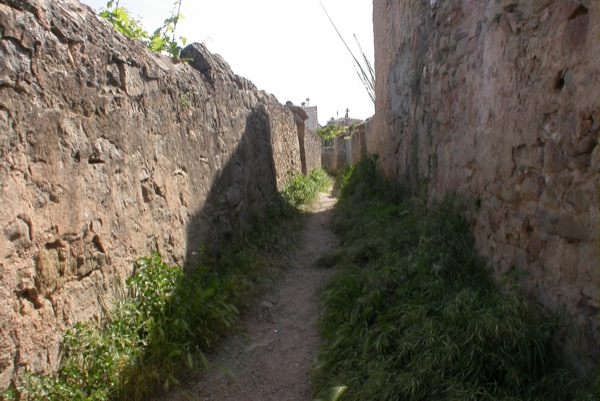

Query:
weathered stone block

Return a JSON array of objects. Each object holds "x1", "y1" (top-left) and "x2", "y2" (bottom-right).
[
  {"x1": 566, "y1": 183, "x2": 595, "y2": 213},
  {"x1": 543, "y1": 140, "x2": 568, "y2": 173},
  {"x1": 34, "y1": 248, "x2": 61, "y2": 298},
  {"x1": 3, "y1": 219, "x2": 31, "y2": 249},
  {"x1": 541, "y1": 173, "x2": 573, "y2": 209},
  {"x1": 518, "y1": 175, "x2": 545, "y2": 200},
  {"x1": 558, "y1": 213, "x2": 589, "y2": 242}
]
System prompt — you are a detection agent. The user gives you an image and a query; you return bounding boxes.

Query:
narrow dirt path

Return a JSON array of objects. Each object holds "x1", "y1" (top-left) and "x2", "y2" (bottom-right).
[{"x1": 163, "y1": 190, "x2": 338, "y2": 401}]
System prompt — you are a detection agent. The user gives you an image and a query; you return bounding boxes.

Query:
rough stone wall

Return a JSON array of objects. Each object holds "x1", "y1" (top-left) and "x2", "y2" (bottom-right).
[
  {"x1": 321, "y1": 147, "x2": 336, "y2": 173},
  {"x1": 0, "y1": 0, "x2": 305, "y2": 386},
  {"x1": 351, "y1": 123, "x2": 368, "y2": 163},
  {"x1": 335, "y1": 136, "x2": 348, "y2": 172},
  {"x1": 286, "y1": 104, "x2": 309, "y2": 174},
  {"x1": 372, "y1": 0, "x2": 599, "y2": 374},
  {"x1": 284, "y1": 104, "x2": 322, "y2": 175},
  {"x1": 304, "y1": 129, "x2": 322, "y2": 172},
  {"x1": 321, "y1": 123, "x2": 369, "y2": 174}
]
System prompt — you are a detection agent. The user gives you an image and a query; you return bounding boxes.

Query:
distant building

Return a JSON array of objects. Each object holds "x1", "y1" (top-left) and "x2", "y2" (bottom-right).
[
  {"x1": 304, "y1": 106, "x2": 318, "y2": 132},
  {"x1": 327, "y1": 116, "x2": 363, "y2": 127}
]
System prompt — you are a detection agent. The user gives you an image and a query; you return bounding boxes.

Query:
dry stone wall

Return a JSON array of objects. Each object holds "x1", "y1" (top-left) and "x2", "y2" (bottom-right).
[
  {"x1": 0, "y1": 0, "x2": 306, "y2": 386},
  {"x1": 284, "y1": 103, "x2": 322, "y2": 174},
  {"x1": 321, "y1": 122, "x2": 369, "y2": 174},
  {"x1": 321, "y1": 147, "x2": 335, "y2": 173},
  {"x1": 304, "y1": 128, "x2": 322, "y2": 173},
  {"x1": 372, "y1": 0, "x2": 598, "y2": 374}
]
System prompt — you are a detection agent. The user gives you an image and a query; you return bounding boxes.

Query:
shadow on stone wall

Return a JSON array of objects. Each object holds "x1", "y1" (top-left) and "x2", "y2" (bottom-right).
[{"x1": 184, "y1": 105, "x2": 277, "y2": 269}]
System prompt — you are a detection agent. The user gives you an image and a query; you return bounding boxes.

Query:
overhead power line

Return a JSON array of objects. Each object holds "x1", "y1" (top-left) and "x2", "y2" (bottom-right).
[{"x1": 317, "y1": 0, "x2": 375, "y2": 104}]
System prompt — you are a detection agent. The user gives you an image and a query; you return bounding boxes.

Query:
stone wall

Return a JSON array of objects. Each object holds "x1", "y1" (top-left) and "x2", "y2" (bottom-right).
[
  {"x1": 372, "y1": 0, "x2": 599, "y2": 374},
  {"x1": 351, "y1": 123, "x2": 368, "y2": 164},
  {"x1": 321, "y1": 146, "x2": 336, "y2": 174},
  {"x1": 321, "y1": 122, "x2": 369, "y2": 174},
  {"x1": 0, "y1": 0, "x2": 308, "y2": 386},
  {"x1": 284, "y1": 104, "x2": 322, "y2": 174},
  {"x1": 304, "y1": 129, "x2": 322, "y2": 172},
  {"x1": 335, "y1": 136, "x2": 348, "y2": 172}
]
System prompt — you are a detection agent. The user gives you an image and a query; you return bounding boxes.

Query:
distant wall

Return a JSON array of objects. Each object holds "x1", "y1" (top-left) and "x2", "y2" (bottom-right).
[
  {"x1": 285, "y1": 104, "x2": 322, "y2": 174},
  {"x1": 321, "y1": 147, "x2": 335, "y2": 174},
  {"x1": 305, "y1": 129, "x2": 322, "y2": 172},
  {"x1": 372, "y1": 0, "x2": 599, "y2": 374},
  {"x1": 0, "y1": 0, "x2": 314, "y2": 386},
  {"x1": 321, "y1": 122, "x2": 369, "y2": 174}
]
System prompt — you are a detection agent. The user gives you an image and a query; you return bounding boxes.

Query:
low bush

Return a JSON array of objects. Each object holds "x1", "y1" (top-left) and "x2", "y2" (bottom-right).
[{"x1": 281, "y1": 168, "x2": 332, "y2": 208}]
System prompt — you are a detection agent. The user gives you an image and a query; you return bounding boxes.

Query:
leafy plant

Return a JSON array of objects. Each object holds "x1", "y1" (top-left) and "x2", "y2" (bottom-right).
[
  {"x1": 317, "y1": 125, "x2": 344, "y2": 147},
  {"x1": 100, "y1": 1, "x2": 148, "y2": 41},
  {"x1": 281, "y1": 168, "x2": 332, "y2": 208},
  {"x1": 99, "y1": 1, "x2": 187, "y2": 60},
  {"x1": 313, "y1": 157, "x2": 586, "y2": 401},
  {"x1": 147, "y1": 1, "x2": 187, "y2": 60}
]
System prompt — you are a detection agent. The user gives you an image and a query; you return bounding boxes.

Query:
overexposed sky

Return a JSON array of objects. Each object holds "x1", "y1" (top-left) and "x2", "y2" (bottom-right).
[{"x1": 80, "y1": 0, "x2": 375, "y2": 126}]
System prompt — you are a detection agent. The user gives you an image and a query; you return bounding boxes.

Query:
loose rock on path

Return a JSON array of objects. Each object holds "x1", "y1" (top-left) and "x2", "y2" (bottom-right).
[{"x1": 159, "y1": 190, "x2": 338, "y2": 401}]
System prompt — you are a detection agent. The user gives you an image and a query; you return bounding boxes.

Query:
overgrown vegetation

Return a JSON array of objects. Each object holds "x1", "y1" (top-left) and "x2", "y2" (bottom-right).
[
  {"x1": 100, "y1": 0, "x2": 187, "y2": 59},
  {"x1": 280, "y1": 168, "x2": 332, "y2": 208},
  {"x1": 313, "y1": 158, "x2": 594, "y2": 401},
  {"x1": 317, "y1": 125, "x2": 345, "y2": 147},
  {"x1": 3, "y1": 169, "x2": 329, "y2": 401}
]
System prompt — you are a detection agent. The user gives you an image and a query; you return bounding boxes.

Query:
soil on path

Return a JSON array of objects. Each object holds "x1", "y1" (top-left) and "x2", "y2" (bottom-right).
[{"x1": 162, "y1": 190, "x2": 338, "y2": 401}]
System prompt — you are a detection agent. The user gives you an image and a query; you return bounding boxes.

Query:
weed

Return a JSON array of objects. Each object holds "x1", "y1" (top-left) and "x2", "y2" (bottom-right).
[
  {"x1": 313, "y1": 158, "x2": 586, "y2": 401},
  {"x1": 280, "y1": 168, "x2": 332, "y2": 208},
  {"x1": 179, "y1": 90, "x2": 193, "y2": 108}
]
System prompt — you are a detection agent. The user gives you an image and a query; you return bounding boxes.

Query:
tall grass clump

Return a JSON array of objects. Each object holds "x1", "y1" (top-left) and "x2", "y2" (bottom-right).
[
  {"x1": 5, "y1": 169, "x2": 327, "y2": 401},
  {"x1": 313, "y1": 157, "x2": 589, "y2": 401}
]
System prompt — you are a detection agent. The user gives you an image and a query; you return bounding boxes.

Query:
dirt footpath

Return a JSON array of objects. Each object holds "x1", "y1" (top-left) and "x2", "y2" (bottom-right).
[{"x1": 162, "y1": 190, "x2": 338, "y2": 401}]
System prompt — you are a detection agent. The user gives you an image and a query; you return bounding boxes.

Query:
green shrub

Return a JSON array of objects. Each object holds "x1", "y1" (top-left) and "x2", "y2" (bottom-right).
[
  {"x1": 313, "y1": 158, "x2": 585, "y2": 401},
  {"x1": 281, "y1": 168, "x2": 332, "y2": 208},
  {"x1": 310, "y1": 168, "x2": 333, "y2": 192}
]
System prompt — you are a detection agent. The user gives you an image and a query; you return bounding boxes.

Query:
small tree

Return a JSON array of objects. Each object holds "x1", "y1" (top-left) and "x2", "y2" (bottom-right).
[{"x1": 317, "y1": 125, "x2": 344, "y2": 147}]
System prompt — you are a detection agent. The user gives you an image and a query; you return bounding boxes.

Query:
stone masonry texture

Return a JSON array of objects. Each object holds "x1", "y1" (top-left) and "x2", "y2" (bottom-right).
[
  {"x1": 371, "y1": 0, "x2": 599, "y2": 375},
  {"x1": 304, "y1": 128, "x2": 322, "y2": 173},
  {"x1": 0, "y1": 0, "x2": 311, "y2": 387}
]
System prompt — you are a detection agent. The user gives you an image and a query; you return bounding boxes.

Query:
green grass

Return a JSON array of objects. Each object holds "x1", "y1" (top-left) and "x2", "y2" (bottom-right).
[
  {"x1": 313, "y1": 157, "x2": 593, "y2": 401},
  {"x1": 4, "y1": 168, "x2": 328, "y2": 401}
]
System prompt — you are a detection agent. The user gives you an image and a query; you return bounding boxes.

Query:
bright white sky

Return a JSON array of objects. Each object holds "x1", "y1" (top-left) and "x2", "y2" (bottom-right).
[{"x1": 80, "y1": 0, "x2": 375, "y2": 126}]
